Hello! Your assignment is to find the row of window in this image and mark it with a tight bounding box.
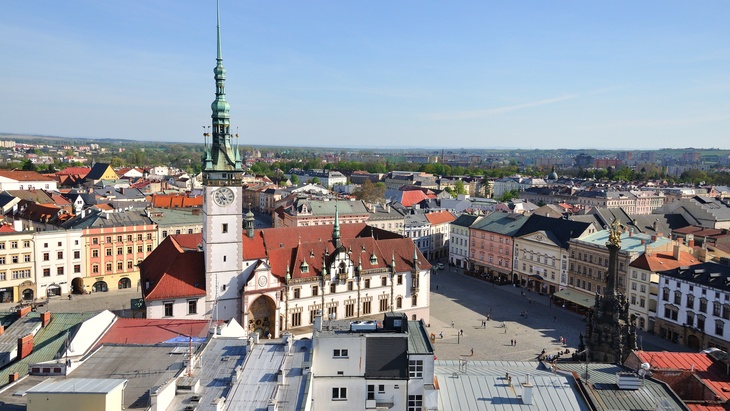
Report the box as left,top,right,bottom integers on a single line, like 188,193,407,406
290,296,417,327
92,260,142,273
163,300,197,316
0,241,30,249
0,255,31,264
663,306,725,336
42,251,81,260
90,245,152,257
0,269,32,281
91,234,153,244
291,276,406,299
662,289,730,319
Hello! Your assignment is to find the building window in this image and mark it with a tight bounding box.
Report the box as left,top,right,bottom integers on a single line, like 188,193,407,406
57,267,64,275
330,283,336,293
222,223,228,233
409,360,423,378
137,234,143,241
380,298,388,312
412,295,418,306
12,256,18,263
345,303,354,317
164,302,173,317
106,248,112,256
147,233,153,240
363,300,371,314
43,268,51,277
117,247,123,255
127,261,133,269
127,246,133,254
347,281,353,291
74,264,81,273
162,231,168,238
716,321,724,336
332,387,347,400
312,286,318,296
408,395,423,411
396,296,403,309
662,288,669,301
698,316,706,330
106,263,112,272
127,235,133,242
365,279,370,289
293,288,300,299
700,299,708,313
43,253,49,261
74,251,80,259
333,349,349,358
92,250,99,258
381,277,387,286
674,291,682,305
106,236,112,243
24,254,30,262
117,262,123,270
92,264,99,273
11,241,17,249
291,311,301,326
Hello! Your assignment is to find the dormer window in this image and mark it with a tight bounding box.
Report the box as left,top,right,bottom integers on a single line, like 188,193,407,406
370,253,378,265
300,260,309,273
339,262,347,274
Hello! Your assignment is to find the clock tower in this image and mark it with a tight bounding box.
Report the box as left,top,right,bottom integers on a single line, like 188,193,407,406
201,0,244,320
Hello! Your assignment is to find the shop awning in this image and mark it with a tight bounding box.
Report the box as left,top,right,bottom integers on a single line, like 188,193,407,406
553,288,594,309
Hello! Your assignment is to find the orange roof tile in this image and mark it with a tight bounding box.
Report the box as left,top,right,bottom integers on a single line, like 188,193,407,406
630,251,700,272
97,318,210,345
426,211,456,225
0,170,57,182
151,194,203,208
636,351,730,404
400,191,428,207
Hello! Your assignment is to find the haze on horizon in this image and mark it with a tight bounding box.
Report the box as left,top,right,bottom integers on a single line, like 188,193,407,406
1,1,729,150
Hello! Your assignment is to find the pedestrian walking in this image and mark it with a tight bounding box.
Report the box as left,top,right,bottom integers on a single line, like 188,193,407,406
436,285,439,290
451,321,454,328
470,348,474,356
510,339,513,346
459,329,463,336
439,332,443,339
514,339,517,346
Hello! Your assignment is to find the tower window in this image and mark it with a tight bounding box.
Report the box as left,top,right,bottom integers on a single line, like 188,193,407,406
223,256,227,262
222,223,228,233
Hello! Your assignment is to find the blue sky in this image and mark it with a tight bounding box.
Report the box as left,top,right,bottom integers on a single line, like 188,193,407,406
2,1,729,150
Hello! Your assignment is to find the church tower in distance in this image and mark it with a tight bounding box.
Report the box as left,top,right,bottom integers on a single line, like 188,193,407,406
201,0,244,320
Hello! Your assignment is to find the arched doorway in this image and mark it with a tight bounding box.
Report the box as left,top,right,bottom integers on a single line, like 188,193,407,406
247,295,277,338
71,277,85,294
22,288,34,301
93,281,108,293
118,278,132,289
687,334,701,351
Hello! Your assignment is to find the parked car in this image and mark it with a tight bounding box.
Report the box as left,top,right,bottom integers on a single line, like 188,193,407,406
437,263,445,270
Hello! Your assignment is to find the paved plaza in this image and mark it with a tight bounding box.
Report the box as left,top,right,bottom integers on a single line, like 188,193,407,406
429,266,690,361
1,267,689,363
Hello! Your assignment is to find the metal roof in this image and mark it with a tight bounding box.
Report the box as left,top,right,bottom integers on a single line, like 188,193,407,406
27,378,127,394
436,360,590,411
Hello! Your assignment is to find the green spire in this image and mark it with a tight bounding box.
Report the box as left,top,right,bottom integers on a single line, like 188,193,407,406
204,0,241,176
332,201,341,248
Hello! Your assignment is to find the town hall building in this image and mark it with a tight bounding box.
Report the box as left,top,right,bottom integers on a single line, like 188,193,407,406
139,8,430,338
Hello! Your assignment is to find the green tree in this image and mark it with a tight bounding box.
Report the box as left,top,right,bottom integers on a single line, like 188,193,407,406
353,179,386,203
21,159,37,171
290,174,300,185
454,180,467,195
499,189,519,202
311,177,320,184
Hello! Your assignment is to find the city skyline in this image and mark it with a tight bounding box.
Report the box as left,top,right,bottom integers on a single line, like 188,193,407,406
2,1,729,150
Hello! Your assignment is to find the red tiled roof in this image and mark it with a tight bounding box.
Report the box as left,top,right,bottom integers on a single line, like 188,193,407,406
400,190,428,207
151,194,203,208
426,211,456,225
674,226,726,236
140,236,206,301
97,318,210,345
141,224,427,299
55,166,92,177
0,224,15,233
630,251,700,272
636,351,730,405
0,170,57,182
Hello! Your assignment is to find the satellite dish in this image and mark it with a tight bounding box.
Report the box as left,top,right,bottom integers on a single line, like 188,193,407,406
641,362,651,370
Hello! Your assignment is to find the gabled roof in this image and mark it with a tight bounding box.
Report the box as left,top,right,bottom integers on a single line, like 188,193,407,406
55,166,91,177
98,318,210,345
3,189,54,204
451,214,480,228
140,235,206,301
471,211,529,236
515,214,592,248
425,210,456,225
84,163,117,180
150,194,203,208
0,170,56,182
630,251,700,272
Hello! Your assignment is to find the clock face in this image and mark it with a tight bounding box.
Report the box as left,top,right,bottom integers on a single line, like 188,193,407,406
258,276,267,287
213,187,235,206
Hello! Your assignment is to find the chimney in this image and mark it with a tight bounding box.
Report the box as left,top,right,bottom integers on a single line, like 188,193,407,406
8,373,19,383
313,311,323,333
673,244,681,261
521,374,534,405
18,335,33,360
40,311,51,327
688,239,695,248
0,325,4,335
17,306,31,317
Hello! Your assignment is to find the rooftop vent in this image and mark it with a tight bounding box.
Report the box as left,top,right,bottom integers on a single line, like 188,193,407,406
616,372,641,390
